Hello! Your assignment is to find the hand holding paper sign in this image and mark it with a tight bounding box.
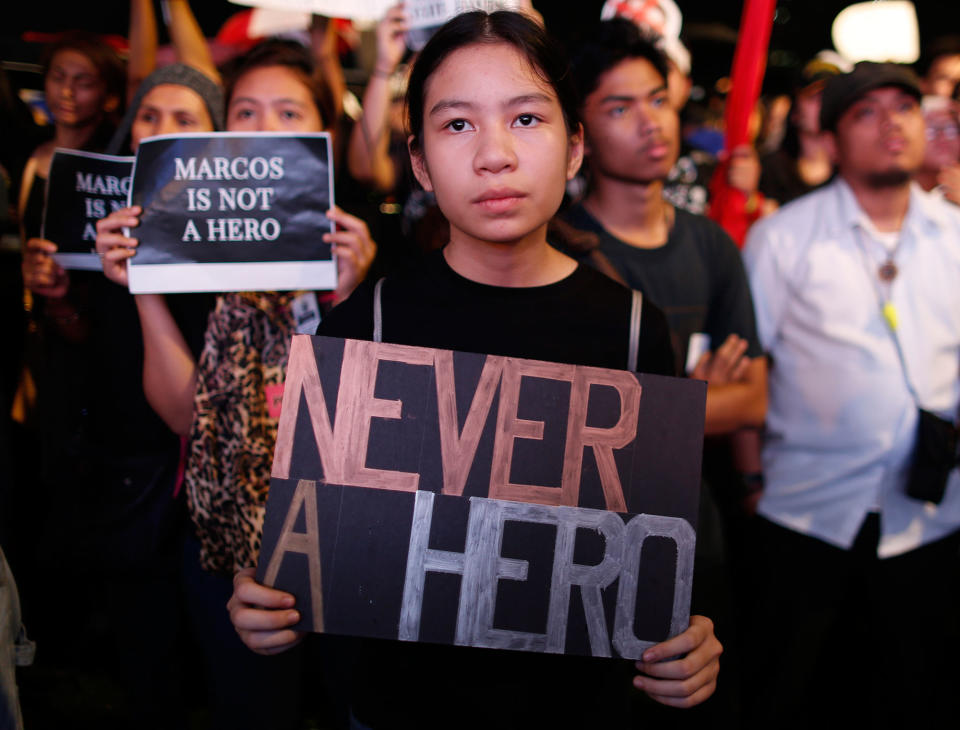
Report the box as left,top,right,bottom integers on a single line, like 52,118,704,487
95,205,143,288
127,133,337,293
22,238,69,299
324,205,377,304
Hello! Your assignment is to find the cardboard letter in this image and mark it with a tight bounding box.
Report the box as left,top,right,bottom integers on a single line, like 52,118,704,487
434,351,504,497
489,358,574,505
262,479,325,631
612,514,695,658
561,367,641,512
272,335,346,482
340,341,433,491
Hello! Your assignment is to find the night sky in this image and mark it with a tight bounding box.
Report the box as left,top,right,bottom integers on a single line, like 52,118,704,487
4,1,960,94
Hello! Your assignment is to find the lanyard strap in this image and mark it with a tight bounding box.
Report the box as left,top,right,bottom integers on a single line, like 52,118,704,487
852,225,921,406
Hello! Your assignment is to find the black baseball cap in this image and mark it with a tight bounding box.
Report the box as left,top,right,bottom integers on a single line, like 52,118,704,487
819,61,922,132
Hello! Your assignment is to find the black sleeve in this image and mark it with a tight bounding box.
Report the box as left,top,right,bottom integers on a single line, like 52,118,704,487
703,225,763,359
638,298,677,377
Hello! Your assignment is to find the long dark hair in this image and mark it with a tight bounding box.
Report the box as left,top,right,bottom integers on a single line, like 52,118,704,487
221,38,336,131
406,10,580,153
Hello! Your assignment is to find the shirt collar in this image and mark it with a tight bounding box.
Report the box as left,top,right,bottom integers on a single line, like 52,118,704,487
834,176,948,239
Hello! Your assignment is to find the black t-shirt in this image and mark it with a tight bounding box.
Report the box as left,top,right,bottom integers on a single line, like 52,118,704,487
314,248,676,728
88,282,213,458
318,248,674,376
561,203,762,375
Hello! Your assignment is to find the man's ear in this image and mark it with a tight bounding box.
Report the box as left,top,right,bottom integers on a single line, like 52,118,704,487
104,94,120,114
408,134,434,192
567,123,585,180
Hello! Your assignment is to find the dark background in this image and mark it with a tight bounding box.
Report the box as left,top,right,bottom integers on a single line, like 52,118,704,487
4,1,960,96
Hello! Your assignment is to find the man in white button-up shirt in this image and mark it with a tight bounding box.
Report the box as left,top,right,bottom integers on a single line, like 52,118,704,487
741,62,960,728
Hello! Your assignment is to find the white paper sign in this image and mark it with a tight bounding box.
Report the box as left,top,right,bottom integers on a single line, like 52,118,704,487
601,0,682,41
406,0,522,29
230,0,395,23
127,132,336,294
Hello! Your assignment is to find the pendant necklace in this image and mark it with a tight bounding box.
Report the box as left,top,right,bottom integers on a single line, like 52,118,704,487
878,258,898,283
855,226,902,331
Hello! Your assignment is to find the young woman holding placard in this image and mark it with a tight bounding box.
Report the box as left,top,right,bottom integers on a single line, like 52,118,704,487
228,11,721,728
96,39,376,730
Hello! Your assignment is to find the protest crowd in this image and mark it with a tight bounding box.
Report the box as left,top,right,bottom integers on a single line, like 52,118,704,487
1,1,959,729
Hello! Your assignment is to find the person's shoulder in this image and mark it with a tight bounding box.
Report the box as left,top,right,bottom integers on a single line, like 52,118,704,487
316,278,376,339
556,202,605,238
672,207,741,258
673,206,731,241
914,183,960,227
744,181,841,260
913,186,960,264
569,260,631,296
756,181,839,233
318,250,445,338
558,263,633,327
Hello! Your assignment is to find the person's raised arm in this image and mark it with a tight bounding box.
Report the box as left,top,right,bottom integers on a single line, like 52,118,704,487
347,3,408,192
127,0,158,103
136,293,198,435
310,14,346,123
95,205,198,435
166,0,220,82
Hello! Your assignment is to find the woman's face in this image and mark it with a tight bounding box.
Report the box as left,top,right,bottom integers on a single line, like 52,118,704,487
227,65,324,132
411,42,582,248
45,49,115,128
130,84,214,151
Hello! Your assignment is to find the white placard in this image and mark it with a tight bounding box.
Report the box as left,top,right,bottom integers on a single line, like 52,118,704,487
405,0,522,29
230,0,395,23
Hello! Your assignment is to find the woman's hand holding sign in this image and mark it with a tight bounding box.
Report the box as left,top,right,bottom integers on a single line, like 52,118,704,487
228,567,305,655
325,205,377,305
22,238,69,298
632,614,722,708
95,205,142,287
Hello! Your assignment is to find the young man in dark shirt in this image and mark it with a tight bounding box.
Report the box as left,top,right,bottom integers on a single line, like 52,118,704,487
558,19,770,723
563,19,766,432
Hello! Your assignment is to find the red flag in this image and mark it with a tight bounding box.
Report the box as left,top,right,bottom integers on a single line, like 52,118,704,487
707,0,777,246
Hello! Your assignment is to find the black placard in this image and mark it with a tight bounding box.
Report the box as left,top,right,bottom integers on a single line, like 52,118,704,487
128,132,335,293
257,335,706,660
42,149,134,270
